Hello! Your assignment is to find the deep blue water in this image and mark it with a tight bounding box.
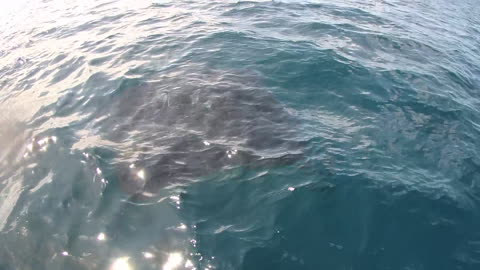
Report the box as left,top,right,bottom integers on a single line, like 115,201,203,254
1,0,480,269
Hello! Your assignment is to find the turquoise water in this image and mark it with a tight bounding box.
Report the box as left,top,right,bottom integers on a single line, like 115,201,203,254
1,0,480,269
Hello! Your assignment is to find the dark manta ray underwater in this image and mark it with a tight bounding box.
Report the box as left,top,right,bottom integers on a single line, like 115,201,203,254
97,68,304,199
0,67,311,270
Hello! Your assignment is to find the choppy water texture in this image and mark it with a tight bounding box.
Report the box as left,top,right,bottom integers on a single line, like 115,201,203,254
1,0,480,269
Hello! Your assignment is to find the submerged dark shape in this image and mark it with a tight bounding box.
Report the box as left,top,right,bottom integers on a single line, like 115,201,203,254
98,69,303,198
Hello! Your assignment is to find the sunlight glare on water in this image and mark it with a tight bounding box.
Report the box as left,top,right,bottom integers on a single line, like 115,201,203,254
110,257,133,270
163,252,183,270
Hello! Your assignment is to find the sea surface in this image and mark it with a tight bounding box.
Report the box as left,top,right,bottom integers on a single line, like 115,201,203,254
1,0,479,269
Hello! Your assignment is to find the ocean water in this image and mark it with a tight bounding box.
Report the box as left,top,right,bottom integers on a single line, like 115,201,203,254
1,0,479,269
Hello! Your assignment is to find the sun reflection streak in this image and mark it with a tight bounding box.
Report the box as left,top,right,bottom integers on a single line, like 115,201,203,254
109,257,132,270
185,259,194,268
142,252,154,259
97,232,106,241
23,136,58,157
136,169,145,180
170,195,181,207
163,252,183,270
